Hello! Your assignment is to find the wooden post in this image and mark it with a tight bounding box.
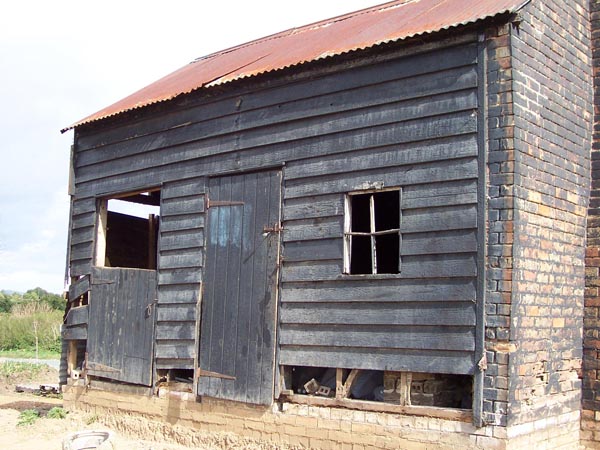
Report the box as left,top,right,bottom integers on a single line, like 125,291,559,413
67,341,77,377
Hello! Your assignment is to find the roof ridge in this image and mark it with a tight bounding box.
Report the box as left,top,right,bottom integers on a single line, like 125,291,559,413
192,0,412,64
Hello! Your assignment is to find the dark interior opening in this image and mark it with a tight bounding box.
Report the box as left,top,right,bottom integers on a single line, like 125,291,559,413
374,190,400,231
104,191,160,269
286,366,472,409
350,236,372,274
348,190,400,274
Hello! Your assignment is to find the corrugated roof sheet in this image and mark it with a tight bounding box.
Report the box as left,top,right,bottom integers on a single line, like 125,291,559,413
64,0,529,132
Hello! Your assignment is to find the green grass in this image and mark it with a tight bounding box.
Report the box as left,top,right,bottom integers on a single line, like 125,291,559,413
17,409,40,426
0,361,45,379
0,349,61,360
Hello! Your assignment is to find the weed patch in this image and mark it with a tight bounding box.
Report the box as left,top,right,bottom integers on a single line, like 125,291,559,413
17,409,40,426
47,406,67,419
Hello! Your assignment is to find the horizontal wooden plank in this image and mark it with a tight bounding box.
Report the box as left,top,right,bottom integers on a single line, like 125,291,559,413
283,217,343,242
284,194,344,221
68,275,90,300
156,322,196,340
283,239,343,262
159,249,204,270
70,241,94,262
154,342,195,359
403,191,478,210
72,211,96,230
160,229,205,251
285,128,478,181
161,177,206,200
280,278,476,303
282,261,342,282
285,157,478,200
158,284,201,304
72,197,96,216
157,305,197,322
281,254,476,282
161,196,205,216
158,268,202,285
280,302,476,326
279,346,475,374
279,325,475,351
402,179,477,205
70,226,95,246
402,205,477,234
402,229,477,255
62,325,87,341
70,259,92,278
66,305,89,326
160,214,205,233
76,42,478,153
155,359,194,370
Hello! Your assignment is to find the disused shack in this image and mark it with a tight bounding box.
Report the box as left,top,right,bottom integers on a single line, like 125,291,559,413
60,0,592,446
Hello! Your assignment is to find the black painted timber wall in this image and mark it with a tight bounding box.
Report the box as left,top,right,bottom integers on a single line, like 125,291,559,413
70,34,483,376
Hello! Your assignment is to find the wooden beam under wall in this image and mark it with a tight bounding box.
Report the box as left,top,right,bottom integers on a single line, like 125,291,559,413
148,214,157,270
282,394,472,422
67,341,77,377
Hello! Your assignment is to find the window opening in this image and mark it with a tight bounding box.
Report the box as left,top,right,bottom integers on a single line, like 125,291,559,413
96,191,160,269
344,189,401,274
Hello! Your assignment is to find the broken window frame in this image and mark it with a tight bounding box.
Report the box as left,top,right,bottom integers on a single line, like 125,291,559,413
343,188,402,275
94,189,161,270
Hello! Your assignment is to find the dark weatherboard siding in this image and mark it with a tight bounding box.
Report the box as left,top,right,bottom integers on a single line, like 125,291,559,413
70,35,481,375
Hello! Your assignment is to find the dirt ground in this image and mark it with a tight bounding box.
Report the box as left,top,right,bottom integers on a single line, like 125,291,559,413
0,365,302,450
0,365,193,449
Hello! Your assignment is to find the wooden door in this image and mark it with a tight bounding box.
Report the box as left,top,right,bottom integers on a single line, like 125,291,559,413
198,170,281,405
87,267,156,386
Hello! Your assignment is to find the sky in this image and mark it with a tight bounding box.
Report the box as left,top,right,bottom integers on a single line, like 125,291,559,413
0,0,381,294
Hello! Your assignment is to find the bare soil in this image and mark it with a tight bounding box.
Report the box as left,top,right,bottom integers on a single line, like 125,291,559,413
0,365,302,449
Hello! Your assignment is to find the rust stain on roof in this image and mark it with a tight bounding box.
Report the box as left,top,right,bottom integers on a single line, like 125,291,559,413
64,0,529,132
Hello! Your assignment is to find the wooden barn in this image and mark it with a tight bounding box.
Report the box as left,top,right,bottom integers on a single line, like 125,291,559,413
61,0,597,447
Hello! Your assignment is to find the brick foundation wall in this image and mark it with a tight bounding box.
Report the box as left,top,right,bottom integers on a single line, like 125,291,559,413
64,384,510,450
583,1,600,447
509,0,592,447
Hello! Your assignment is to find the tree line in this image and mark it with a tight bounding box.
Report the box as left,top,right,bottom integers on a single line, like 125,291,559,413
0,288,64,313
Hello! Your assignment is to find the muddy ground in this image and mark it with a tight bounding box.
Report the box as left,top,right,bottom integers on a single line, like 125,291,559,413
0,364,301,449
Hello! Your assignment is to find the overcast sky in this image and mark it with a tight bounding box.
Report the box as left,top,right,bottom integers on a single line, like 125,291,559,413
0,0,380,294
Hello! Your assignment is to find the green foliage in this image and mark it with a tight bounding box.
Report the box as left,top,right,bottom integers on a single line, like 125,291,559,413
0,288,64,313
47,407,67,419
17,409,40,426
0,309,63,352
0,361,45,378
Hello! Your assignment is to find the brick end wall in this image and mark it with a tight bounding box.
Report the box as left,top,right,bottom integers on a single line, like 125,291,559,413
484,21,516,429
509,0,592,446
583,0,600,447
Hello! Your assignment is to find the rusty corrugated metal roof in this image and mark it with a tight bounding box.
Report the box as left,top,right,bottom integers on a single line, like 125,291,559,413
63,0,529,132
